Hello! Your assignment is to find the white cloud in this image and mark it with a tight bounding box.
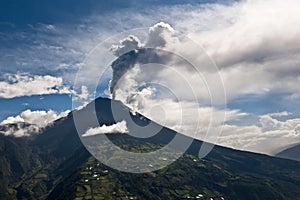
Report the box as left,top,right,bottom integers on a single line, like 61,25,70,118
101,0,300,102
75,85,89,100
1,109,70,127
0,123,40,137
259,113,300,132
110,35,141,57
28,23,56,33
3,0,300,102
268,111,292,118
174,0,300,100
0,109,70,137
217,113,300,155
82,121,128,137
109,61,244,142
0,74,73,99
74,102,89,111
146,22,176,48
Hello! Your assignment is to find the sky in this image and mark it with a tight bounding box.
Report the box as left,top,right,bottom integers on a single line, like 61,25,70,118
1,0,300,155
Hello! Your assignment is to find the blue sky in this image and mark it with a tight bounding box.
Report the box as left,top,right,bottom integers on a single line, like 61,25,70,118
0,0,235,121
1,0,300,155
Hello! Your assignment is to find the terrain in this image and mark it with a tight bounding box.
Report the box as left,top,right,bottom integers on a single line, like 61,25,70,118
0,97,299,200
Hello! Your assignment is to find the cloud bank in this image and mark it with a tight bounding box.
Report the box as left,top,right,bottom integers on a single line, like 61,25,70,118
0,109,70,137
219,112,300,154
172,0,300,100
0,74,72,99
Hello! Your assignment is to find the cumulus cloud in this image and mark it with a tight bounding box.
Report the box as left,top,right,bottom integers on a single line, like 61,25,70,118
259,113,300,133
146,22,176,48
0,74,73,99
0,74,89,102
1,109,70,126
82,121,128,137
0,109,70,137
217,113,300,155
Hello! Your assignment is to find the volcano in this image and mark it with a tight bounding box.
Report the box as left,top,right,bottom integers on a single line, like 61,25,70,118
0,97,300,199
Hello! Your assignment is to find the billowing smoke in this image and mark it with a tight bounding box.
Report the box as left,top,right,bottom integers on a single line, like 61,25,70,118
109,22,181,99
107,22,224,140
109,48,172,99
110,35,141,57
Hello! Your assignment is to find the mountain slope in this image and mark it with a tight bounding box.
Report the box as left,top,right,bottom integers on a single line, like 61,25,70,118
0,97,300,199
276,144,300,162
48,133,300,200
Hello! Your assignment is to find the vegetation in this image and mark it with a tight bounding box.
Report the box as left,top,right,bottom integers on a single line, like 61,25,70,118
0,98,299,199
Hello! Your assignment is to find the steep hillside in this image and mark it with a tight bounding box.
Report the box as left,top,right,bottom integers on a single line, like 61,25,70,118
0,97,299,199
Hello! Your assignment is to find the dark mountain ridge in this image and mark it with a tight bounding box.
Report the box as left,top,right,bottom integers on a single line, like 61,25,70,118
0,97,299,199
